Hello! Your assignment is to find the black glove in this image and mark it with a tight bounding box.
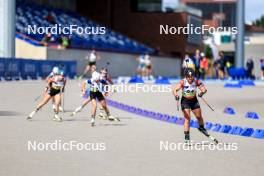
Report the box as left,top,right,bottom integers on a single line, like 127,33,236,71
175,95,180,101
198,92,205,97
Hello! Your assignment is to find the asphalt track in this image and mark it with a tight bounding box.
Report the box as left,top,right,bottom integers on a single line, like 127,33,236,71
0,80,263,176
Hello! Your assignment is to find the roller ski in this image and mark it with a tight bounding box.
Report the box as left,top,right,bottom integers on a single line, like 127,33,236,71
53,113,62,122
198,126,219,145
107,115,120,122
27,110,37,120
90,117,95,127
70,106,83,117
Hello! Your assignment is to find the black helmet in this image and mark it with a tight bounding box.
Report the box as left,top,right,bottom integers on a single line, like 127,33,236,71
184,68,195,77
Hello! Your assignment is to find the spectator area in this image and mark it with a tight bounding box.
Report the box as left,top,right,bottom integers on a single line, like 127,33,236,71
15,1,155,54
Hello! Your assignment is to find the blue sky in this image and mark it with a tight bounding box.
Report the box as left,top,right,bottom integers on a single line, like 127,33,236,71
245,0,264,23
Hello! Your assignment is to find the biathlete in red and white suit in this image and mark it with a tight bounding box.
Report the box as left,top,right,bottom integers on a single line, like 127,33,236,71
27,69,66,122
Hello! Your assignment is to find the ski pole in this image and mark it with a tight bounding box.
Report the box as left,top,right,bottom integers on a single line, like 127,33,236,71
34,87,48,101
200,97,214,111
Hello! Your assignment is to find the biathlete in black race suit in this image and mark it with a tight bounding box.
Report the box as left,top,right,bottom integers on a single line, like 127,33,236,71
173,68,218,144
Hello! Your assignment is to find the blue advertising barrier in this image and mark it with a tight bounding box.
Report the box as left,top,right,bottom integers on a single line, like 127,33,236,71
0,58,6,78
20,59,38,79
5,59,20,80
67,61,77,79
0,58,77,80
38,60,56,78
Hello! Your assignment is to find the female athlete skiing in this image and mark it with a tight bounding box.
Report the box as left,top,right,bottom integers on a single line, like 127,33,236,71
27,68,66,122
173,68,218,144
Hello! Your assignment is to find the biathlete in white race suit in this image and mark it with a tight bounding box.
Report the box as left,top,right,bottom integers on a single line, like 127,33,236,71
173,68,218,144
79,49,101,79
182,54,195,72
136,55,146,77
71,65,119,126
144,54,154,80
46,66,65,112
27,67,66,122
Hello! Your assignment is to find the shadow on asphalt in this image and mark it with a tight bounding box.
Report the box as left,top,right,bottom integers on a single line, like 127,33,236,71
0,111,22,116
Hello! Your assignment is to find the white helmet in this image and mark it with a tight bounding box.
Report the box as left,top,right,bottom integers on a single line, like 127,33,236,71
92,72,100,81
52,67,59,74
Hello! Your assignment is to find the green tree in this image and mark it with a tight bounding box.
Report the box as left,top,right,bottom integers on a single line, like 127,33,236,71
253,15,264,28
204,45,213,59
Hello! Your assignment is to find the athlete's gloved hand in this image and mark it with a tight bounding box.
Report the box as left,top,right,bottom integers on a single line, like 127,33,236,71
198,92,205,97
175,95,180,101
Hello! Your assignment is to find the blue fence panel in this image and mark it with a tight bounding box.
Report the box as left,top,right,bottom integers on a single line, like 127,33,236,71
6,59,20,80
68,61,77,79
20,59,38,79
0,58,6,78
39,60,55,77
0,58,77,80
